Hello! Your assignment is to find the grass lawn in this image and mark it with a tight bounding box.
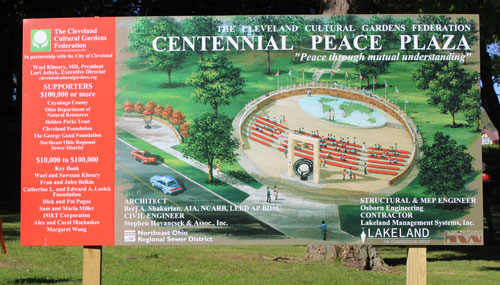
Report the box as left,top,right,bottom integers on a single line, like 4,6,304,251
171,144,263,189
1,204,498,284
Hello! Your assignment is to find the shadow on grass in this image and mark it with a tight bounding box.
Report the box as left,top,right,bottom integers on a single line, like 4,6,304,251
443,123,468,128
13,277,81,284
478,266,500,271
1,213,20,223
158,82,186,89
3,228,20,241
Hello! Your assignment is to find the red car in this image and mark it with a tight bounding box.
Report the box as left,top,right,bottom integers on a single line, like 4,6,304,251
130,150,157,164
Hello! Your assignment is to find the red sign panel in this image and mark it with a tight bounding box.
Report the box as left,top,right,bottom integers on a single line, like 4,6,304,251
21,18,115,245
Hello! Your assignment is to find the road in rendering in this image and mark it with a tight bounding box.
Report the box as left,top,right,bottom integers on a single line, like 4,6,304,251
115,138,284,242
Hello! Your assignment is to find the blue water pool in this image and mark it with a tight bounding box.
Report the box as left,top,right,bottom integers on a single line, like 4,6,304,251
298,96,386,128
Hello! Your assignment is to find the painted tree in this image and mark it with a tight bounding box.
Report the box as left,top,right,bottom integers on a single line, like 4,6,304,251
462,87,482,131
181,112,238,183
454,17,479,60
415,15,452,54
426,62,478,127
187,54,245,117
412,60,448,90
128,17,187,87
249,15,284,75
395,17,416,55
418,132,473,197
161,104,173,120
283,16,308,63
354,53,392,87
183,16,222,61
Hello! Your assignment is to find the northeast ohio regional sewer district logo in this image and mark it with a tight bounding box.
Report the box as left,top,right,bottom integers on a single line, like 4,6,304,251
31,29,51,52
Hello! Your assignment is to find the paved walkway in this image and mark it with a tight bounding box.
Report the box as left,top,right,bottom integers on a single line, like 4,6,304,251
116,116,356,242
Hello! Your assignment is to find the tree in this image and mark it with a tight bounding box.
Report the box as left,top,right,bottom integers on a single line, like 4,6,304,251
426,62,478,127
412,60,448,90
462,87,482,131
187,54,245,117
418,132,473,197
128,17,187,87
249,15,283,75
283,16,308,63
183,16,222,61
181,112,239,183
354,52,391,87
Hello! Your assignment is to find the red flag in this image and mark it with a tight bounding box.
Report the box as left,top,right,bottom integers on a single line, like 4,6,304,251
331,70,335,75
274,71,279,76
373,76,377,83
360,74,363,80
301,70,304,75
345,72,349,78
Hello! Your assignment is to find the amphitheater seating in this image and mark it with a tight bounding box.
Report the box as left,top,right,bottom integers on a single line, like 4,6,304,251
247,115,411,177
367,164,400,170
369,146,410,154
368,159,404,166
252,132,273,142
369,150,409,158
367,169,397,175
258,116,288,129
255,118,285,132
254,123,282,135
252,126,278,138
250,136,269,146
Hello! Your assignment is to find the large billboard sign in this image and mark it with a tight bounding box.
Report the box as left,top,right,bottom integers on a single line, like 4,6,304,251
22,15,483,246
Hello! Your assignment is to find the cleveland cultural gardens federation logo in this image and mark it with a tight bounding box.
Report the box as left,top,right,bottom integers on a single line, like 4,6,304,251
31,29,51,52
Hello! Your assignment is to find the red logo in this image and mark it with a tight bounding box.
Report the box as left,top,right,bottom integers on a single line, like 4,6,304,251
444,230,482,244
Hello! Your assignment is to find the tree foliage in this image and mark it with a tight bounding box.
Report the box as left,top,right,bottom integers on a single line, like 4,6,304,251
187,54,245,116
183,16,222,61
426,62,478,127
248,15,283,74
354,54,391,87
412,60,448,90
418,132,473,197
283,16,308,63
128,17,187,87
181,112,239,183
462,87,482,131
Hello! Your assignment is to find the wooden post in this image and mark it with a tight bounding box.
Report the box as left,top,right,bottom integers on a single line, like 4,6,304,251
83,246,102,285
406,246,426,285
